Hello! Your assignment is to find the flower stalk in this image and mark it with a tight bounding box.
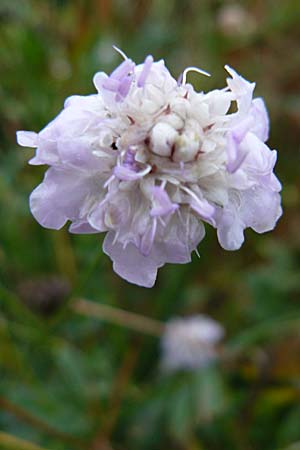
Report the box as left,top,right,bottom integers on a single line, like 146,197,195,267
72,298,164,336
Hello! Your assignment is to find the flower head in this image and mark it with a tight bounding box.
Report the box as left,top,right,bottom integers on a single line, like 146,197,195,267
161,315,225,371
17,49,282,287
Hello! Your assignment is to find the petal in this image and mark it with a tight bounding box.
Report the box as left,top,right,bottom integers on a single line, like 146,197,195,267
16,131,38,147
250,98,269,142
69,220,100,234
240,188,282,233
150,187,178,217
117,74,133,99
29,130,59,166
217,205,245,251
93,72,108,93
30,167,96,229
217,186,282,251
88,200,107,231
226,117,253,173
110,59,135,80
137,55,154,87
242,133,276,175
140,219,157,256
57,139,108,170
103,232,161,288
155,211,205,263
216,191,245,250
206,90,233,116
225,65,255,112
26,95,103,166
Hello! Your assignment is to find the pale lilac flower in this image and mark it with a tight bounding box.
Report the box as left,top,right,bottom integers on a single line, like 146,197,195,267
161,315,224,371
217,4,257,37
17,50,282,287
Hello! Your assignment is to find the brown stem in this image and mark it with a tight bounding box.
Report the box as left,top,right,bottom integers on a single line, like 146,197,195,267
72,298,164,337
90,341,141,449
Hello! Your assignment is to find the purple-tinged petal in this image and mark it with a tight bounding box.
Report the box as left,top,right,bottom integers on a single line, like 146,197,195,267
140,219,157,256
110,59,135,80
103,232,161,288
250,98,269,142
102,77,120,92
88,193,131,232
217,186,282,251
225,65,255,112
57,139,107,170
190,200,216,224
150,187,178,217
226,131,249,173
226,116,254,173
63,94,101,109
116,74,133,100
242,132,277,176
30,167,95,230
182,187,215,225
69,221,100,234
217,207,245,250
231,116,253,142
155,212,205,263
93,72,108,93
87,200,107,231
114,164,151,181
137,55,154,87
268,173,282,192
240,187,282,234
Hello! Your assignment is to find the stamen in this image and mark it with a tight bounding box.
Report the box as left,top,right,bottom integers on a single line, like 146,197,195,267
112,45,128,60
160,180,167,190
180,186,215,223
112,230,120,245
181,66,211,85
158,216,166,227
103,174,115,188
140,218,157,256
114,164,152,181
150,186,178,217
180,185,202,203
194,248,201,258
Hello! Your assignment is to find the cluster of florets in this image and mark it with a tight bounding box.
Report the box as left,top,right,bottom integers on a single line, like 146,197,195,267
17,50,282,287
161,315,224,371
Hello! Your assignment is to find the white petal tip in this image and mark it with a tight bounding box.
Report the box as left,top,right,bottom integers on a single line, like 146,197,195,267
16,131,38,147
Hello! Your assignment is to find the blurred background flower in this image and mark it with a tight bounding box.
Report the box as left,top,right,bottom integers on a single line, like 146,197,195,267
161,315,224,371
0,1,300,449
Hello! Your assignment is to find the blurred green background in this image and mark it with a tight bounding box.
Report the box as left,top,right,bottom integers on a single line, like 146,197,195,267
1,1,300,449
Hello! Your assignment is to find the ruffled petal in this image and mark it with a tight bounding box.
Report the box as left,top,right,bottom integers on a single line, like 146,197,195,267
69,220,100,234
240,188,282,234
225,65,255,113
30,167,95,229
217,206,245,250
155,212,205,263
103,232,162,288
217,187,282,251
250,98,269,142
